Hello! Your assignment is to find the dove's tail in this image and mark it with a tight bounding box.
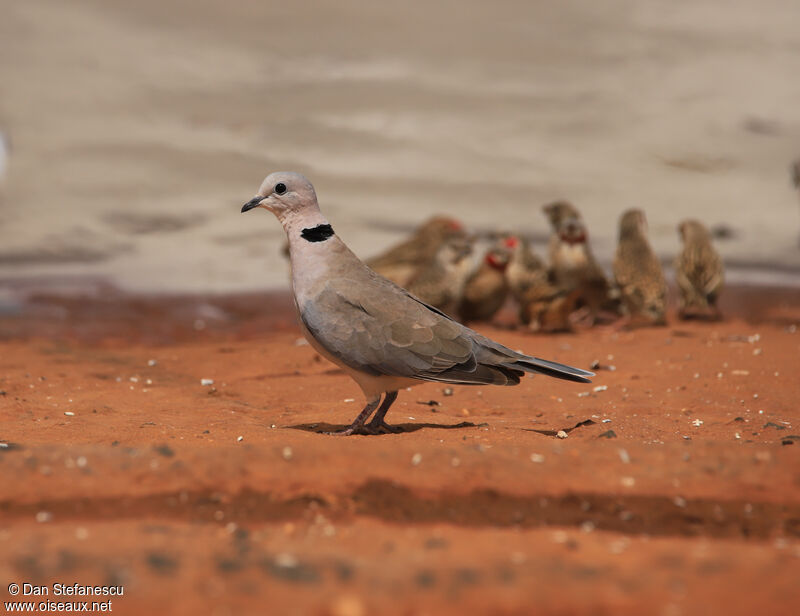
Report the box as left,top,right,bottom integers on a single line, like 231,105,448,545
506,356,594,383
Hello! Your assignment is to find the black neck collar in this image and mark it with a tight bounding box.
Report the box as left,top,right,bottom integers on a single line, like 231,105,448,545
301,223,334,242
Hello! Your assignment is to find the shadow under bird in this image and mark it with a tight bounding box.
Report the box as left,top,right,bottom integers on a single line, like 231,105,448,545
241,172,593,435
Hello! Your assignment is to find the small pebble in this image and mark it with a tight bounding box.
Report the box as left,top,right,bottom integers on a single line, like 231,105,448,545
237,436,244,442
530,453,545,463
282,446,293,460
147,359,158,366
620,476,635,488
411,453,423,466
343,398,355,403
200,378,214,386
36,511,53,523
443,387,454,396
617,449,630,464
76,456,88,468
450,457,461,467
673,496,687,508
692,419,704,427
64,411,75,417
556,430,568,439
593,385,608,393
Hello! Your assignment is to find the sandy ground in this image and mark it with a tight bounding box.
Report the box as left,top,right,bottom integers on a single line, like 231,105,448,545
1,286,799,615
1,0,800,292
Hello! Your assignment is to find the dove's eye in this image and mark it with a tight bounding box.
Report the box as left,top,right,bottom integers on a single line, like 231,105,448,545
275,182,287,195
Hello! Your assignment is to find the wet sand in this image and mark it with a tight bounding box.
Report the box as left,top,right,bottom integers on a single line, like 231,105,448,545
1,286,799,615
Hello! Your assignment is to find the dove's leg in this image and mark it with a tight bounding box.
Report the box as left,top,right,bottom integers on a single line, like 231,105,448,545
366,391,401,434
328,395,381,436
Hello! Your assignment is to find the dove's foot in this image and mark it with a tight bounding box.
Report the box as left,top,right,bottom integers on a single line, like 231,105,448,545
365,419,403,434
324,391,400,436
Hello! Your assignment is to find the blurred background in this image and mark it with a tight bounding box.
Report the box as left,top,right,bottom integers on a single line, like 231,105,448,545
1,0,799,293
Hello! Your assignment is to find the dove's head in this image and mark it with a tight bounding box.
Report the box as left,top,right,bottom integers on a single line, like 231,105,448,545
241,172,319,221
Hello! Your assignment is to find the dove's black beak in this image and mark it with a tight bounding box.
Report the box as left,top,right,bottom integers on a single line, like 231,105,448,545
241,196,265,213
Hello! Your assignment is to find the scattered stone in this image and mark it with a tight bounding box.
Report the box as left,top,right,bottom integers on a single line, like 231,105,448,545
200,378,214,386
617,449,630,464
692,419,704,427
598,430,617,439
146,552,179,575
153,444,175,457
443,387,454,396
530,453,545,463
556,430,568,439
415,570,436,588
35,511,52,523
147,359,158,367
411,453,423,466
264,554,320,583
64,411,75,417
593,385,608,393
343,398,355,403
731,370,750,376
424,537,449,550
282,446,293,460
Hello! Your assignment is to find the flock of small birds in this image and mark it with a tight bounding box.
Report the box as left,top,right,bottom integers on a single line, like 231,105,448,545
365,201,726,332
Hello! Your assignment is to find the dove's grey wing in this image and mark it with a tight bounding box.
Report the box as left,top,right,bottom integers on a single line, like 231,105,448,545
300,272,592,385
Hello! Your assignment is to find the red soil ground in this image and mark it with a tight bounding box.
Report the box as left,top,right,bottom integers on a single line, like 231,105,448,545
0,284,798,615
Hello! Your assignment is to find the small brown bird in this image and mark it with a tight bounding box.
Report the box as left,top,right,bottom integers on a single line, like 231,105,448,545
458,240,512,323
503,235,574,332
366,216,466,287
675,219,724,320
613,209,667,326
542,200,617,325
518,277,584,333
504,235,546,299
406,235,475,317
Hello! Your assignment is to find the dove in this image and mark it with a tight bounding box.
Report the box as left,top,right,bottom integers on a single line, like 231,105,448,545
241,172,594,435
674,219,724,320
613,209,667,326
